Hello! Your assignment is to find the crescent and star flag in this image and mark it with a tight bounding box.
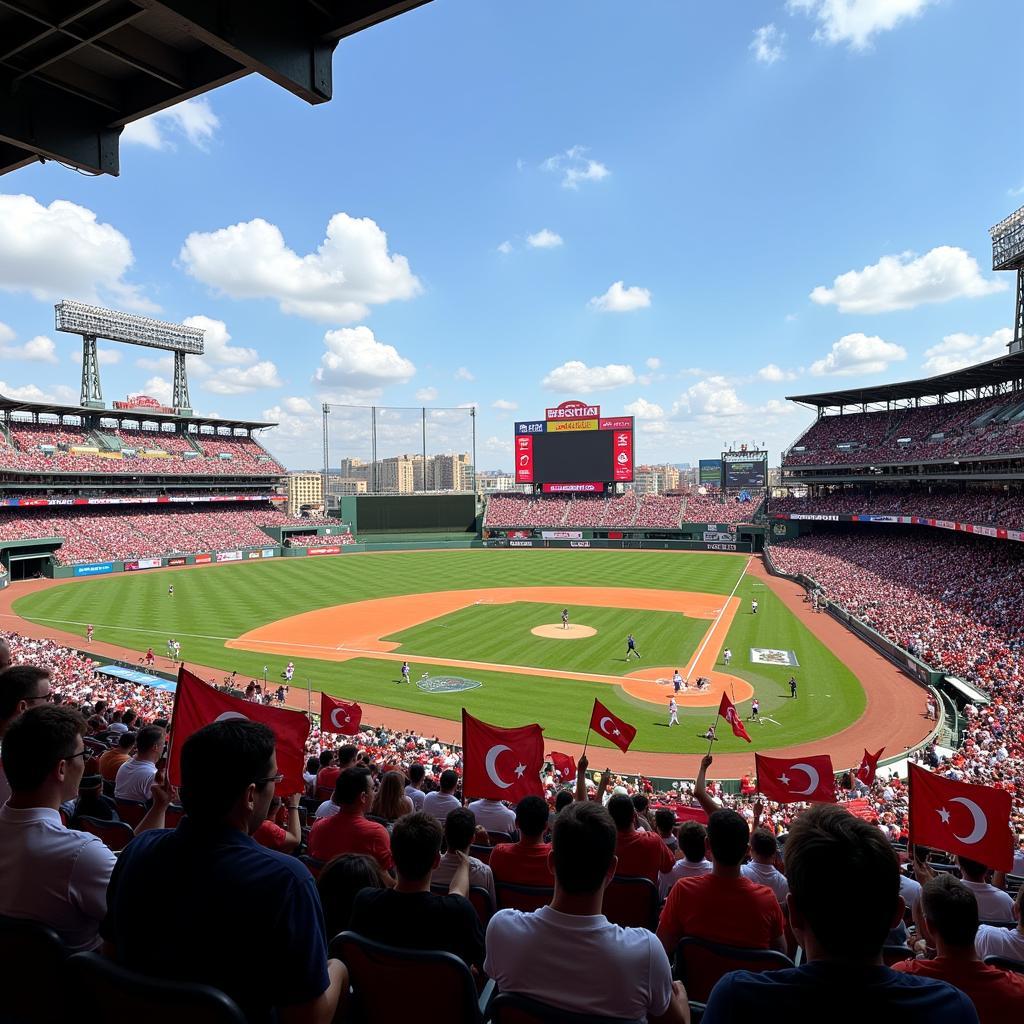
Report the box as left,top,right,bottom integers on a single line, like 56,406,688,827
320,693,362,736
908,763,1013,872
547,751,577,782
755,753,836,805
462,710,544,802
856,747,885,787
718,692,752,743
589,699,637,754
169,667,310,795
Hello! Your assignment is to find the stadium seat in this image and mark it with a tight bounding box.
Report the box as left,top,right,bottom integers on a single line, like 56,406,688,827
115,798,148,827
430,883,495,927
330,930,492,1024
487,830,515,845
601,875,660,931
66,951,247,1024
881,945,915,966
488,991,646,1023
983,955,1024,975
673,937,794,1002
495,881,553,913
0,914,70,1024
76,815,135,852
470,842,494,864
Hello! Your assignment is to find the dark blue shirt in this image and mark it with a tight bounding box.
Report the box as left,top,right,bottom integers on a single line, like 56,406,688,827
101,820,329,1023
703,962,978,1024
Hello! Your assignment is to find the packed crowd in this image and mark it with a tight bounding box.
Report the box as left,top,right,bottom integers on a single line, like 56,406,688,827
682,490,765,525
484,491,695,529
285,533,356,549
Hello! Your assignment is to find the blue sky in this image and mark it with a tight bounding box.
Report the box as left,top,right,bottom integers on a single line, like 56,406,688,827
0,0,1021,470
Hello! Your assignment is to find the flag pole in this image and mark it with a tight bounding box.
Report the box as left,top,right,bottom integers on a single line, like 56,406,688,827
705,712,720,757
581,725,592,759
307,677,312,717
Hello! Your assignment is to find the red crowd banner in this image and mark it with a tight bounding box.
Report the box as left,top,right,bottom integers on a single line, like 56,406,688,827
515,433,534,483
612,429,633,482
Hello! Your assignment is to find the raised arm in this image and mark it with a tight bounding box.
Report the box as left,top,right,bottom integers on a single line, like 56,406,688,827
694,755,721,817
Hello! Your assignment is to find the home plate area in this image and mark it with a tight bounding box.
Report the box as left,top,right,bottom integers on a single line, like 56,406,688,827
530,623,598,639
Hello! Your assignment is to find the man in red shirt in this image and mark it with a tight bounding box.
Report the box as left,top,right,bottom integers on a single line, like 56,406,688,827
315,744,357,797
657,808,785,956
489,795,554,888
252,795,303,854
608,793,675,884
308,766,393,873
893,873,1024,1023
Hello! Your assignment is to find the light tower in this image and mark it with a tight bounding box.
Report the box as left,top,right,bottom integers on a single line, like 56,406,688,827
989,205,1024,355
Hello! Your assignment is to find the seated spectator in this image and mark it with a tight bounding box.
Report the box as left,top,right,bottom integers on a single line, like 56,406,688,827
98,732,135,782
702,804,978,1024
404,762,426,811
317,744,357,795
0,664,53,804
654,808,679,852
252,794,302,854
467,793,517,834
369,769,414,824
303,756,320,797
894,874,1024,1023
489,795,555,888
422,768,461,823
317,853,388,940
70,774,119,824
113,724,165,802
308,766,394,872
741,825,789,903
657,808,785,955
484,801,689,1022
958,857,1015,922
101,719,346,1024
632,793,653,830
975,885,1024,963
315,775,342,820
607,792,674,884
432,807,496,904
658,820,712,900
554,789,574,813
349,811,485,969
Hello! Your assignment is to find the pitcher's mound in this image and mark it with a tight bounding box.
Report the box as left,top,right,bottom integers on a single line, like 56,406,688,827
531,623,597,639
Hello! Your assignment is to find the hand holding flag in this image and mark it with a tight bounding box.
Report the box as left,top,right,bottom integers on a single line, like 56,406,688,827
547,751,577,782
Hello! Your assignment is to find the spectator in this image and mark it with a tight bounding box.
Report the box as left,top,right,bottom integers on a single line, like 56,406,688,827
489,795,555,888
0,665,53,804
113,724,165,802
101,719,346,1024
307,766,394,872
422,768,461,823
958,857,1015,922
70,773,119,824
317,744,357,795
315,774,343,820
432,807,496,905
252,794,303,854
0,637,10,671
607,792,675,885
484,801,689,1022
658,820,713,901
741,825,789,904
368,769,414,824
302,756,320,797
893,874,1024,1023
404,762,426,811
657,808,785,956
317,853,388,940
349,811,484,969
654,808,679,852
467,793,517,834
98,732,135,783
975,885,1024,963
702,804,977,1024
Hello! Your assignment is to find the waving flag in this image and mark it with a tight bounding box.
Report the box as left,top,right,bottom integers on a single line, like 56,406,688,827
547,751,577,782
718,692,752,743
755,753,836,804
855,747,885,787
589,699,637,753
320,693,362,735
462,710,544,802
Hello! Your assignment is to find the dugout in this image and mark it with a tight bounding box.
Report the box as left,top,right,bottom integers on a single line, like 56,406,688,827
1,538,59,581
339,493,480,540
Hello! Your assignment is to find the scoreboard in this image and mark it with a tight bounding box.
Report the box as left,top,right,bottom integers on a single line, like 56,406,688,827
723,455,767,488
515,401,633,490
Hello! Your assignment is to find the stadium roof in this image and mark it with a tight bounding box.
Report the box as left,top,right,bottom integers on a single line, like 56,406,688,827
0,394,275,431
0,0,430,177
787,349,1024,409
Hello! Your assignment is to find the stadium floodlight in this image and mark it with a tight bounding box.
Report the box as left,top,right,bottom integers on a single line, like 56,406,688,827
55,300,204,354
990,205,1024,271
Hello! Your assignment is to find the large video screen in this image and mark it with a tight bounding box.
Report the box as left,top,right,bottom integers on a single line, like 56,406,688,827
533,430,614,483
724,459,767,488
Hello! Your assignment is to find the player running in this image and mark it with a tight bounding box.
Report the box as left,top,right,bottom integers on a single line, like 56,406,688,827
668,697,679,727
751,599,758,615
625,633,641,660
401,661,411,684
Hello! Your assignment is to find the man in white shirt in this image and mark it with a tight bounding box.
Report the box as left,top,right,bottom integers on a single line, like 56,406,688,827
958,856,1015,922
485,800,689,1022
421,769,461,823
467,795,516,835
432,807,496,906
741,828,789,904
658,820,713,900
114,725,165,803
975,886,1024,962
0,665,53,806
404,763,426,811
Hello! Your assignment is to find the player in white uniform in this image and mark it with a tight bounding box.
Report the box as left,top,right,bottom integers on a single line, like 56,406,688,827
668,698,679,727
723,648,732,666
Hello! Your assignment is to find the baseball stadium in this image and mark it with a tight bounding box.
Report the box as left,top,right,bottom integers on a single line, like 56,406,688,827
1,3,1023,1022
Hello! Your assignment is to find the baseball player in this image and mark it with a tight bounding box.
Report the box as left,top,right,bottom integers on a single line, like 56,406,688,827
672,669,683,694
751,599,758,615
668,697,679,727
561,608,570,630
789,676,798,699
143,647,155,668
749,697,760,721
401,661,411,684
625,633,641,660
168,584,174,597
173,639,181,663
86,624,94,643
723,647,732,667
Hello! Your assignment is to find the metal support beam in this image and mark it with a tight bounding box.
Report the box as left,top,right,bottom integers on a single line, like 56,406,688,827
172,350,191,410
1013,269,1024,355
80,336,102,406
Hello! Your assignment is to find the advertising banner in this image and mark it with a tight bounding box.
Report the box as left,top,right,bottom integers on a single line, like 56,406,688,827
73,562,113,576
261,548,276,558
703,531,737,543
541,530,584,540
508,530,531,539
307,546,341,556
545,401,601,420
612,429,633,482
0,493,277,508
247,551,261,558
569,540,591,548
124,557,162,571
599,417,634,431
509,539,536,547
541,482,604,493
168,557,187,566
698,459,722,485
514,421,546,434
515,433,534,483
194,554,212,564
215,550,242,563
546,418,598,432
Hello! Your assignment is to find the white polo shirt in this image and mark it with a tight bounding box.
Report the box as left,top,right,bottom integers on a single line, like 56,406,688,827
659,857,712,901
962,880,1015,922
741,861,789,903
976,924,1024,962
431,852,496,906
0,805,116,952
467,798,516,834
113,756,157,802
404,785,425,811
900,874,922,920
421,791,461,823
485,906,673,1019
315,799,340,820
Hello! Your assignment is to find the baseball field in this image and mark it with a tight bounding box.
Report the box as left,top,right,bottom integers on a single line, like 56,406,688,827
11,549,866,755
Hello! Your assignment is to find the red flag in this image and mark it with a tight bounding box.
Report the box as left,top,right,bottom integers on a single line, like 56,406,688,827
462,710,544,801
547,751,577,782
856,747,885,786
755,753,836,804
589,699,637,754
169,668,310,795
908,763,1013,872
320,693,362,735
718,692,752,743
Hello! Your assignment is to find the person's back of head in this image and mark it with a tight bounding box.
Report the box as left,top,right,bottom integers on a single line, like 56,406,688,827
707,809,749,867
515,795,549,839
679,821,708,863
439,769,458,794
786,803,900,963
750,827,778,862
551,801,617,895
317,853,387,937
135,724,165,759
391,811,442,882
2,704,86,795
334,766,372,808
921,874,979,951
408,762,425,787
957,856,989,883
122,710,136,728
336,744,358,770
554,789,573,813
607,793,636,832
654,808,676,837
306,756,320,776
444,807,477,854
0,665,51,729
631,793,649,818
117,731,136,751
319,750,334,769
0,638,10,671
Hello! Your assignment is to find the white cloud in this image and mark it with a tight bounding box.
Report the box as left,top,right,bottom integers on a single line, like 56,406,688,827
922,328,1012,374
283,396,315,415
492,398,518,411
497,240,513,254
455,366,474,382
542,360,636,393
542,145,610,189
645,357,661,371
751,24,785,63
0,333,57,364
787,0,937,51
810,333,907,376
676,376,746,417
526,229,563,249
415,386,439,401
182,315,258,365
141,376,173,405
202,361,282,395
136,354,174,373
180,212,421,323
0,194,154,310
313,325,416,390
624,397,665,420
757,363,798,382
0,380,75,403
122,97,220,151
588,280,652,313
810,246,1005,313
71,344,120,366
757,399,798,416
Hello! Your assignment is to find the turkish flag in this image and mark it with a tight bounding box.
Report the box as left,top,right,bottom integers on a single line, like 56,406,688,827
462,710,544,802
548,751,577,782
718,693,752,743
908,763,1013,872
320,693,362,736
589,699,637,754
168,668,310,796
755,753,836,805
856,747,885,787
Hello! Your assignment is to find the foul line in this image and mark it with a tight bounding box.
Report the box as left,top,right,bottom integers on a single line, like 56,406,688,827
683,555,751,682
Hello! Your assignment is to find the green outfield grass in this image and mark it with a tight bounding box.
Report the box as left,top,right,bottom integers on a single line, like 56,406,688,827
383,602,707,676
12,550,866,754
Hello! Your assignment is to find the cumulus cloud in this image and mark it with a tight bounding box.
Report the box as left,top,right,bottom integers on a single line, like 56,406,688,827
455,367,474,382
496,240,513,254
542,145,610,189
0,331,58,364
203,361,283,395
645,357,661,371
526,229,563,249
757,363,798,382
180,212,421,323
141,376,173,405
751,24,785,63
0,380,76,403
313,325,416,390
415,386,439,401
624,397,665,420
810,246,1005,314
122,97,220,151
71,344,120,366
182,315,258,365
676,376,746,417
787,0,937,51
492,398,518,411
922,328,1012,374
810,333,907,376
588,281,652,313
542,360,636,394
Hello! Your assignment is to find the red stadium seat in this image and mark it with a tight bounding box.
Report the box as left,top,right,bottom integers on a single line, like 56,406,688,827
673,936,794,1002
601,875,660,931
495,882,553,913
430,884,495,927
76,816,135,852
115,799,148,827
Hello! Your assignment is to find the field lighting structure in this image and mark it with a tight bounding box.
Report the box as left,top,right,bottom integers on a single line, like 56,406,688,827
54,301,205,412
989,205,1024,355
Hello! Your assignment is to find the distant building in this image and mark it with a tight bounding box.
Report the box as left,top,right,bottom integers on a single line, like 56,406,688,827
633,466,660,496
287,471,323,517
